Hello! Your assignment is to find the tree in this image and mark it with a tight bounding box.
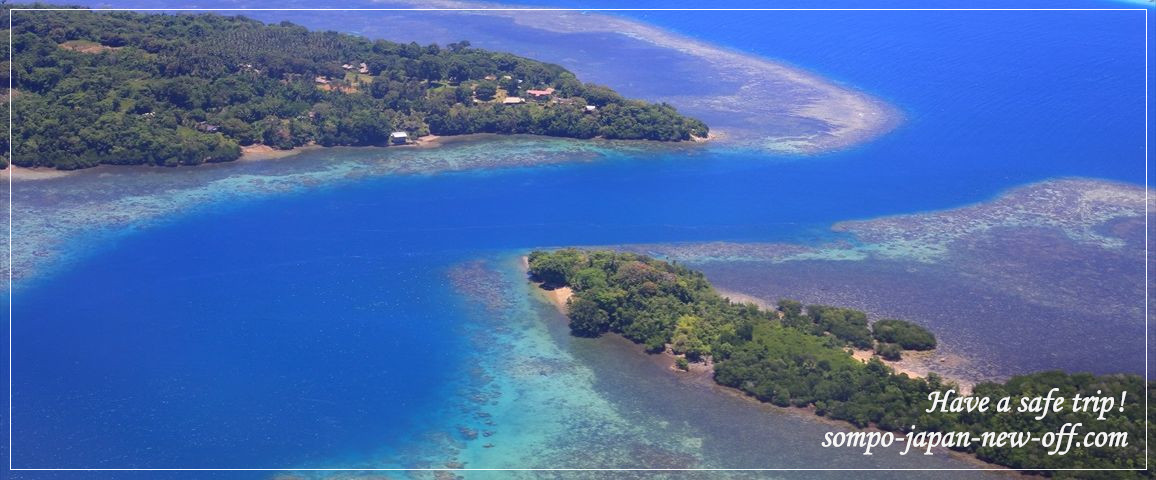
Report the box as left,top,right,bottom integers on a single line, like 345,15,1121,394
876,343,902,361
474,80,497,101
777,299,803,318
568,297,610,337
872,319,937,350
417,56,444,82
447,40,470,52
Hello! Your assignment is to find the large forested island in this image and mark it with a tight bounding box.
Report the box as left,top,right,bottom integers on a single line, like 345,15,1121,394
1,6,708,170
528,249,1151,476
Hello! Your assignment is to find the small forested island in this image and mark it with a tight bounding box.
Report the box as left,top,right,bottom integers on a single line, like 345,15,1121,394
528,249,1150,476
1,6,708,170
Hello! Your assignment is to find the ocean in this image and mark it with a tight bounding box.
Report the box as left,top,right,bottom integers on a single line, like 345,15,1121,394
5,0,1150,476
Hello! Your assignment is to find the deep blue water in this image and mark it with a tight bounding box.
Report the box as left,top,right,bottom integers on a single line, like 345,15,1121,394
6,1,1151,475
13,187,478,468
633,8,1150,187
591,8,1149,192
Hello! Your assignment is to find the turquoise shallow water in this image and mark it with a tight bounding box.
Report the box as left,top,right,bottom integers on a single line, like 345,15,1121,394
4,1,1151,476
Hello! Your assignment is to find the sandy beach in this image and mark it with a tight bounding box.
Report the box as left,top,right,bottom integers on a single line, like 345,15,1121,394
690,131,719,143
522,255,574,315
1,165,81,181
850,349,975,395
413,134,443,148
716,287,775,308
543,286,572,314
238,144,316,162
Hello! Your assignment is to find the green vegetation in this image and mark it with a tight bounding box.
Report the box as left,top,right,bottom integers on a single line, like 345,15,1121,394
873,318,937,351
529,249,1151,477
2,6,707,170
799,304,874,349
875,342,903,361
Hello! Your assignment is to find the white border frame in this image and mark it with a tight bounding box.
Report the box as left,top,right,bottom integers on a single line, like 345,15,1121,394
5,5,1150,473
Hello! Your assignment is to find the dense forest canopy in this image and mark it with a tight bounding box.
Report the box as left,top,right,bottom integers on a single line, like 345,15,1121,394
0,5,708,170
528,249,1152,477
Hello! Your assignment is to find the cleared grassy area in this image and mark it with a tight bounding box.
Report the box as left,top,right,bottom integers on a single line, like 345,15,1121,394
59,39,118,53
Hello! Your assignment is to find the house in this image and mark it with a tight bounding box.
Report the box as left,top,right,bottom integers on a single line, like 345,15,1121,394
585,105,597,112
526,87,555,98
358,62,369,74
196,122,219,132
342,63,354,70
484,75,497,81
502,97,526,104
315,76,330,84
390,131,409,145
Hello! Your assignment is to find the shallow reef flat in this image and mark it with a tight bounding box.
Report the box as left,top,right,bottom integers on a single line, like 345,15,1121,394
434,256,708,471
632,178,1150,264
618,178,1150,382
833,178,1151,262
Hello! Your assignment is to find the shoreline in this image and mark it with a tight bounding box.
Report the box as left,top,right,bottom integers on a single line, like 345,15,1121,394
239,134,450,160
2,132,711,182
849,348,974,395
0,134,468,181
521,255,574,316
1,164,83,181
528,265,715,378
557,283,976,392
238,143,320,162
